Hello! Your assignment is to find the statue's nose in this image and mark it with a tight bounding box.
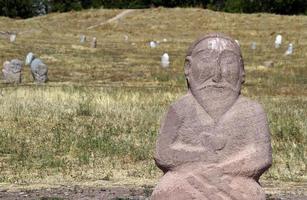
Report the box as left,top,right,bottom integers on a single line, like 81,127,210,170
212,65,222,83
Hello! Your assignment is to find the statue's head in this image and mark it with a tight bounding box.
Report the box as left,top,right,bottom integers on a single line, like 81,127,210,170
25,52,35,66
185,33,245,96
184,33,245,119
10,59,23,72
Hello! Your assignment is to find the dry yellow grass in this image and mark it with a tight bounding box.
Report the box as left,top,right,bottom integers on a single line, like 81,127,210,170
0,8,306,91
0,8,306,189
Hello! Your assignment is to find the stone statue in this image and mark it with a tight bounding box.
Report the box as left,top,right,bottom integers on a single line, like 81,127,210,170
2,59,23,83
80,35,86,43
91,37,97,48
10,34,16,43
152,33,272,200
25,52,48,83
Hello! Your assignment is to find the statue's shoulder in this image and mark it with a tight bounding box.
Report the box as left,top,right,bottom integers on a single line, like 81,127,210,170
234,96,266,117
169,93,194,113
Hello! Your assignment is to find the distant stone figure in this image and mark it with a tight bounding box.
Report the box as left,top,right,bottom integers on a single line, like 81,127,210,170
152,33,272,200
80,35,86,43
25,52,48,83
150,41,157,48
91,37,97,48
124,35,129,41
10,34,16,43
2,59,22,83
161,53,170,68
275,34,282,48
251,41,256,50
284,43,293,55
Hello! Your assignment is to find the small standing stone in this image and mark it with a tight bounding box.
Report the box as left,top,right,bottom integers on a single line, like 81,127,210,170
9,34,16,43
124,35,129,41
91,37,97,48
251,42,256,50
80,35,86,43
150,41,157,48
284,43,293,55
163,38,167,42
2,59,22,83
161,53,170,68
275,34,282,48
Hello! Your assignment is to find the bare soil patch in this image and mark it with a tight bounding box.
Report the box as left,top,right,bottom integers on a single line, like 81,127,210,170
0,182,306,200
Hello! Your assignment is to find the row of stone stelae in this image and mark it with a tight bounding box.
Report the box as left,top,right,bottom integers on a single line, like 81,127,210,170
81,34,170,67
2,53,48,84
249,34,293,55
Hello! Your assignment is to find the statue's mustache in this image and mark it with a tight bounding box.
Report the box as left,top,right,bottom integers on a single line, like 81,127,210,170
196,82,237,92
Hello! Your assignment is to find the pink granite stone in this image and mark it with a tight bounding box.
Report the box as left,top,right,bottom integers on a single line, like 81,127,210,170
152,33,272,200
2,59,22,84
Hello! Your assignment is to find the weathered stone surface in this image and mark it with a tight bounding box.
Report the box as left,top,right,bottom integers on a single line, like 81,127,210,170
31,59,48,83
25,52,48,83
152,33,272,200
2,59,22,83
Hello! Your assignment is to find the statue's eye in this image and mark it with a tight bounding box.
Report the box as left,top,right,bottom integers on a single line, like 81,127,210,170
223,58,236,65
200,57,212,63
219,51,240,85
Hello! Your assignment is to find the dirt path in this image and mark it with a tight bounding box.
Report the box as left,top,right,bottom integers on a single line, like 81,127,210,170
0,183,306,200
0,186,151,200
87,10,134,30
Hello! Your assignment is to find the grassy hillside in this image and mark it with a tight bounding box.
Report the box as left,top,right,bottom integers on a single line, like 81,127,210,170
0,8,306,188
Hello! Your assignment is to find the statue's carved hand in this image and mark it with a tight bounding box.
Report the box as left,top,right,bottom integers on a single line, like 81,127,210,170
201,132,226,151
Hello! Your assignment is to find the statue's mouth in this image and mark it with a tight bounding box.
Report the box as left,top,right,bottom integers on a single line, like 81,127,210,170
197,84,226,90
210,85,224,88
195,80,239,93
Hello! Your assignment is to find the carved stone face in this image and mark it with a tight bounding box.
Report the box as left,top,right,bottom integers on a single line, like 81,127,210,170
187,37,243,93
185,35,244,120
